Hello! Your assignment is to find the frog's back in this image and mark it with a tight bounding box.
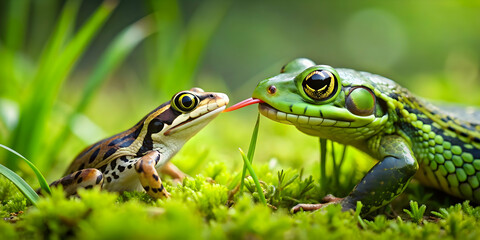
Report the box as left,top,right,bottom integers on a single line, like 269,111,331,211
65,121,144,175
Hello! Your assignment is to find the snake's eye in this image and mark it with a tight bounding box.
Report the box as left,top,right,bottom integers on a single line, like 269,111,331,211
345,87,375,116
172,92,199,113
302,70,338,101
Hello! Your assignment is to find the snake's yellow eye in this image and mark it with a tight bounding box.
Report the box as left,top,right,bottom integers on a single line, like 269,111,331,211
172,92,199,113
302,70,338,101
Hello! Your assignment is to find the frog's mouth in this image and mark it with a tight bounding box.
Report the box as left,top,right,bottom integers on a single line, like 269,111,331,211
166,106,226,135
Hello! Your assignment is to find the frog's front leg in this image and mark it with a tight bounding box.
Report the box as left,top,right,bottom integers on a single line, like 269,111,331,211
293,135,419,215
135,151,171,198
160,162,186,183
46,168,104,196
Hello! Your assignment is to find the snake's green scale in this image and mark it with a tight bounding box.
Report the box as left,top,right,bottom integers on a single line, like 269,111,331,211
250,58,480,214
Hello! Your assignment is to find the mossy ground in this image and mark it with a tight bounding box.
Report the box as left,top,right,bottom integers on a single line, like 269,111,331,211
2,112,480,239
1,1,480,239
2,157,480,239
2,99,480,239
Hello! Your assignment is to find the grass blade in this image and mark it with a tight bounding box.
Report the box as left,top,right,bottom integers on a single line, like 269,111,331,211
0,144,51,194
331,141,338,187
0,163,39,205
4,0,29,52
48,14,157,162
76,15,155,114
9,0,117,170
239,148,266,205
319,138,327,191
2,0,30,96
354,201,367,229
11,0,81,158
35,0,81,76
148,0,230,96
239,113,260,193
169,0,230,91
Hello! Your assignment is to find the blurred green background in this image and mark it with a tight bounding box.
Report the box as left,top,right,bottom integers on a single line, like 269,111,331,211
0,0,479,184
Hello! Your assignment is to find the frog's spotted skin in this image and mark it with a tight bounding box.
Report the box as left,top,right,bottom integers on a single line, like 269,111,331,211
251,58,480,215
47,88,229,198
48,168,103,196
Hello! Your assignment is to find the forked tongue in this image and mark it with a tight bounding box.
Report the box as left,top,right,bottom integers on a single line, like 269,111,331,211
223,98,265,112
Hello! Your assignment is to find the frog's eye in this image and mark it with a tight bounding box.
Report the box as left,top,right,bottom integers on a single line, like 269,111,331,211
302,70,338,101
172,92,199,113
345,87,375,116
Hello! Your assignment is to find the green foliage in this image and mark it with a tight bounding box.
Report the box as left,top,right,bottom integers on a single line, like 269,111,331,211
2,162,480,239
0,164,38,205
6,0,117,170
239,113,260,194
320,138,328,191
0,0,225,174
169,174,229,220
145,0,231,96
317,139,358,198
47,13,158,163
1,1,480,239
0,177,27,218
404,201,427,224
0,144,50,196
240,148,266,205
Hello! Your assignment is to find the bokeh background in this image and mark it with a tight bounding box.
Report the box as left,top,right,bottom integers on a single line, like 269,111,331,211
1,0,479,183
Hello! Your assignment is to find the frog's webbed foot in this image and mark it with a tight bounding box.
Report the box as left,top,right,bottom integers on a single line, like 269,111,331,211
291,194,344,213
135,151,171,198
44,168,104,196
159,162,186,185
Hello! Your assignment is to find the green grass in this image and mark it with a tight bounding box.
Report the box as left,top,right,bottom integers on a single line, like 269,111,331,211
144,0,230,96
7,0,117,171
0,106,476,239
0,0,228,176
1,0,480,239
1,158,480,239
1,110,472,239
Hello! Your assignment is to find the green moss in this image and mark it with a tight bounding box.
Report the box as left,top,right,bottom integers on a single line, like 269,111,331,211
0,177,28,218
2,145,480,240
2,163,480,239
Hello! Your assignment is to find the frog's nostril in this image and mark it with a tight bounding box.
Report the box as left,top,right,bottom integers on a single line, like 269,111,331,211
267,85,277,94
209,94,214,98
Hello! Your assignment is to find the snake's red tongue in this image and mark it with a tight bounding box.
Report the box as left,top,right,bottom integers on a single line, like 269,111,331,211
223,98,265,112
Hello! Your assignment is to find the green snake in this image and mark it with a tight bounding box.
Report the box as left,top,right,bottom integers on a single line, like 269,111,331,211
226,58,480,215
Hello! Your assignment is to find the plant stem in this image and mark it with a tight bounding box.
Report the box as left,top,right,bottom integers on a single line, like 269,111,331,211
239,113,260,193
319,138,327,191
239,148,266,205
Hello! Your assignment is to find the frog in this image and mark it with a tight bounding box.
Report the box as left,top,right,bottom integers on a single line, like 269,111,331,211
46,88,229,198
226,58,480,215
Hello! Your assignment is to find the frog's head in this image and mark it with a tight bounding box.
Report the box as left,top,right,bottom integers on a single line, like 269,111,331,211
136,88,229,159
251,58,389,144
